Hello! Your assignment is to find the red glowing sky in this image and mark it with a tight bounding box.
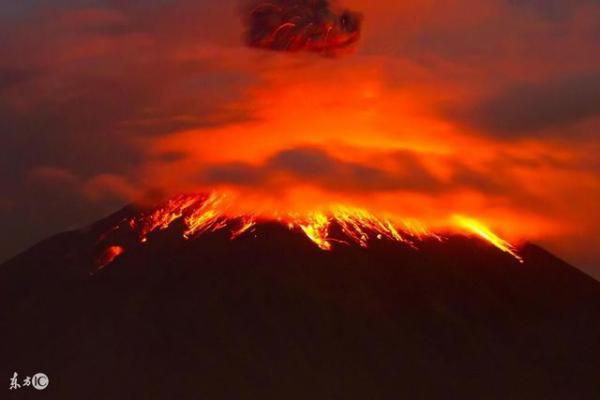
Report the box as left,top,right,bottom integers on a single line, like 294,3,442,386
0,0,598,277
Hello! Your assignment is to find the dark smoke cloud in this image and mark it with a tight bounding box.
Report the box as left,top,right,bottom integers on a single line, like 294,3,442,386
242,0,363,55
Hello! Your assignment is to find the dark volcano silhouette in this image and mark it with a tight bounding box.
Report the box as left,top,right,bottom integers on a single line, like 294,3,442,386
1,206,599,399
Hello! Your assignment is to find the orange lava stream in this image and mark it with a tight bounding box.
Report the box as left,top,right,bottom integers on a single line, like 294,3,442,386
97,245,125,270
452,215,524,263
100,192,525,266
294,212,332,250
131,194,203,242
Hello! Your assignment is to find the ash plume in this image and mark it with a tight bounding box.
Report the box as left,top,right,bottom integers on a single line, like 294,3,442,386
242,0,363,55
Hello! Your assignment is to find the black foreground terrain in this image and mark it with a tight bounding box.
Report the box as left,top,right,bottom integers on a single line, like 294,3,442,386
1,207,599,399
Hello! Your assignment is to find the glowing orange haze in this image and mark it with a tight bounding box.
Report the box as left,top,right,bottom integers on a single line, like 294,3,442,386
133,56,568,251
75,1,596,273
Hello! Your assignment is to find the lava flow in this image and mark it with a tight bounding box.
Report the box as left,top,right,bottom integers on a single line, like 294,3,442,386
96,192,525,268
97,245,125,270
452,215,523,263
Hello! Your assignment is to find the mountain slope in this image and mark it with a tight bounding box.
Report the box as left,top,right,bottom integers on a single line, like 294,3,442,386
1,207,599,399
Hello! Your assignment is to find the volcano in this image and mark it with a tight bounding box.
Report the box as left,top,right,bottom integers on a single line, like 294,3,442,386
1,201,599,399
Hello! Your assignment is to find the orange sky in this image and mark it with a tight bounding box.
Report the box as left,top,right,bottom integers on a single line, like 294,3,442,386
0,0,598,277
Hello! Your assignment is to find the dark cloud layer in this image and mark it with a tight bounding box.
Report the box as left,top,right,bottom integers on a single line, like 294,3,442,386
0,67,39,91
507,0,594,20
205,147,442,192
268,147,436,192
204,146,514,194
452,71,600,136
